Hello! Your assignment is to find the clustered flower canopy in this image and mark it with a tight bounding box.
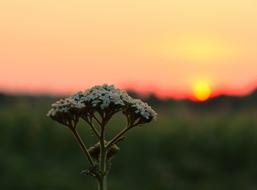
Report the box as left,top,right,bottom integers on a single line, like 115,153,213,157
47,84,157,128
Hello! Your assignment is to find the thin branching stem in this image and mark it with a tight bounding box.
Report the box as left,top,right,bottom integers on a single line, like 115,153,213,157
71,128,95,167
93,114,102,127
84,119,101,139
98,120,108,190
106,126,131,149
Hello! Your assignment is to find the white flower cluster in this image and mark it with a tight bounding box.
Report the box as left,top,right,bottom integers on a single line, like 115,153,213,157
72,84,126,111
47,98,81,126
120,92,157,123
47,99,69,117
47,84,157,126
128,99,157,121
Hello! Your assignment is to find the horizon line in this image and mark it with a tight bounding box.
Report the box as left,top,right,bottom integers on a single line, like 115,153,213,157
0,84,256,102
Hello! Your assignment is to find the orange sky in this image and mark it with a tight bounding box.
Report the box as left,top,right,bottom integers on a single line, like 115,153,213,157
0,0,257,98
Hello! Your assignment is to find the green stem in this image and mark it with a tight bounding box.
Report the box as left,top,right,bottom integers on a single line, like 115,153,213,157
98,175,107,190
87,120,101,139
98,124,108,190
106,127,130,149
71,129,95,167
92,114,102,126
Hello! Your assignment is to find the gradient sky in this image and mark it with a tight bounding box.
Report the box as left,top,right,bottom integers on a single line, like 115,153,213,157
0,0,256,98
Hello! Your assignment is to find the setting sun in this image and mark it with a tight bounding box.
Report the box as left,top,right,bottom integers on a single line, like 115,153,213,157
193,81,212,101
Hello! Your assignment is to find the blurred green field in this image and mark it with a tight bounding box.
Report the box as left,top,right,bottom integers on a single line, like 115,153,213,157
1,95,257,190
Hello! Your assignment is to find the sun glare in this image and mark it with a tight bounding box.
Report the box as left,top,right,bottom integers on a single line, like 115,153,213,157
193,81,212,101
161,36,234,63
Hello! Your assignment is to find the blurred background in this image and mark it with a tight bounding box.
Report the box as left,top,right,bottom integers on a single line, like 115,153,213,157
0,92,257,190
0,0,257,190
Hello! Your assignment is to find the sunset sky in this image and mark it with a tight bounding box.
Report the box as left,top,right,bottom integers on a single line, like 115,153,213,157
0,0,256,99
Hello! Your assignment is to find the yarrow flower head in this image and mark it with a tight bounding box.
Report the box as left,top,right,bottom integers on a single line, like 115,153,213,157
75,84,126,113
47,98,83,127
47,84,157,127
122,98,157,126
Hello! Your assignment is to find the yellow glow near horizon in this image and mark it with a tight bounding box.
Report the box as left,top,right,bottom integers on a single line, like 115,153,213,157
165,37,234,63
0,0,256,96
193,81,212,101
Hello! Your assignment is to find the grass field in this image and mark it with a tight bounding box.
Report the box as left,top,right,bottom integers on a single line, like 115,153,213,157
1,95,257,190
